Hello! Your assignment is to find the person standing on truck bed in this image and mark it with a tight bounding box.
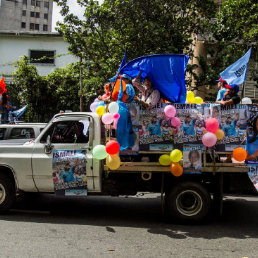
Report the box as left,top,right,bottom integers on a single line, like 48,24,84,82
116,74,135,150
132,71,160,108
216,78,227,101
216,84,240,105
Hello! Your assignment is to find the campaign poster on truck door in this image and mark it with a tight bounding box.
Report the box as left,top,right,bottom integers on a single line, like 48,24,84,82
52,150,87,196
183,144,202,174
139,103,174,152
173,104,203,149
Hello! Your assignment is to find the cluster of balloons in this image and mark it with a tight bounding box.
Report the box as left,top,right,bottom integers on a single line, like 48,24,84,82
186,91,203,104
232,147,247,162
93,140,121,170
90,100,120,127
201,118,224,147
159,149,183,177
164,105,180,127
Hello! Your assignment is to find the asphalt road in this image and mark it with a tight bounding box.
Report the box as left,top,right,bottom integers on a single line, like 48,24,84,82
0,193,257,258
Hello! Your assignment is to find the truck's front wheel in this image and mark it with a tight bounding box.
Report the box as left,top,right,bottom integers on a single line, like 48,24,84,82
166,181,211,223
0,174,15,213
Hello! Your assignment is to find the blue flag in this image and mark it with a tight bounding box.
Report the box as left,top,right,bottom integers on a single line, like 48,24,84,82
118,49,126,72
12,104,28,118
120,54,189,103
220,48,252,85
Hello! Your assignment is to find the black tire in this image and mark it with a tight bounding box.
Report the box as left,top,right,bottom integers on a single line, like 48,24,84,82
0,173,16,213
165,181,211,223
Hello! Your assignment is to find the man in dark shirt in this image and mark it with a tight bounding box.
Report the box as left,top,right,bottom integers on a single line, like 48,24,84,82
216,84,240,105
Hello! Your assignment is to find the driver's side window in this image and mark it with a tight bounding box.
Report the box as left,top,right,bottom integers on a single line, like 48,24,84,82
40,120,89,144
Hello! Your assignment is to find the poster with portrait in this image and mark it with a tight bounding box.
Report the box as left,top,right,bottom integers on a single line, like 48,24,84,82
183,144,202,174
52,150,87,196
220,105,248,151
247,162,258,192
139,103,175,152
173,104,203,149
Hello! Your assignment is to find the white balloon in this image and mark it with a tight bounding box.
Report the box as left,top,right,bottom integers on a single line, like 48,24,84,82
90,102,98,112
241,97,252,104
108,102,119,114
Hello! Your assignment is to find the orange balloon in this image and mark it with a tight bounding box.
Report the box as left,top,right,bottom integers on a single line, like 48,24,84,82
170,162,183,177
232,148,247,162
215,129,224,140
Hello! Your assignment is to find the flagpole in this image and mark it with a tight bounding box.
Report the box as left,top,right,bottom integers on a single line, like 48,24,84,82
241,82,246,99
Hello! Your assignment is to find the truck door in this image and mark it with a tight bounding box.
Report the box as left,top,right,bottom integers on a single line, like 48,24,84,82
31,115,101,193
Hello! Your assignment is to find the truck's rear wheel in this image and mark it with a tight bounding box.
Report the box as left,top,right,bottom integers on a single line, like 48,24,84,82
0,174,15,213
166,181,211,223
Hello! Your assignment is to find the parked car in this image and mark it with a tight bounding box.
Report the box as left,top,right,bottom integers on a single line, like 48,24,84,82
0,123,47,144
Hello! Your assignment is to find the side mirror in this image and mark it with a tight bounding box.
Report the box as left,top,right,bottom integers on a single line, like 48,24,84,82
44,135,53,154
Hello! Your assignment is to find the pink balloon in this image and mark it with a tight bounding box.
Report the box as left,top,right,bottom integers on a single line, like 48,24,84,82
171,117,180,127
113,113,120,120
202,132,217,147
102,113,114,125
164,105,176,118
205,118,219,133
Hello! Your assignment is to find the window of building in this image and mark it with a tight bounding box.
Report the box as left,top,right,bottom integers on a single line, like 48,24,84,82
21,22,26,29
36,0,40,7
30,50,55,64
44,13,48,20
43,24,48,31
35,24,39,30
30,12,35,17
44,1,49,8
23,0,27,5
31,0,35,6
35,12,40,18
30,23,34,30
22,10,26,16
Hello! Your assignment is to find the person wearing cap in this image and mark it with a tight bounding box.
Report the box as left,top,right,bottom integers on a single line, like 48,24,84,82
216,78,227,101
216,84,240,105
120,74,135,102
132,71,160,108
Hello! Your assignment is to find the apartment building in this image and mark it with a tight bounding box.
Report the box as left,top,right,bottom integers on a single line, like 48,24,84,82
0,0,53,32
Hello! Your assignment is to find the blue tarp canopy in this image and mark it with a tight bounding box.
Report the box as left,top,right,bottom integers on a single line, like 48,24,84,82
119,54,189,103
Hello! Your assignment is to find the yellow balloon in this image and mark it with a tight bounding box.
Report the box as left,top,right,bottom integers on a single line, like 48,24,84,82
193,97,203,104
215,129,224,140
187,91,194,99
159,154,171,166
106,154,121,170
96,105,105,116
170,149,183,162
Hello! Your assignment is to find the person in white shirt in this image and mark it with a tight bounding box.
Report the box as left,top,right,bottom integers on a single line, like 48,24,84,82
132,72,160,108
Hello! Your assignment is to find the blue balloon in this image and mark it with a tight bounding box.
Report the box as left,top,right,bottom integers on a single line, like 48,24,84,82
97,101,105,107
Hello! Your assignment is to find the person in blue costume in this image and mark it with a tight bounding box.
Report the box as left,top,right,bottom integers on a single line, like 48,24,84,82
222,116,237,136
246,116,258,161
116,74,135,150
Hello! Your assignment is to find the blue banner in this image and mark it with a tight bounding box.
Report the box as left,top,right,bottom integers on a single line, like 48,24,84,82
120,54,189,103
220,48,252,85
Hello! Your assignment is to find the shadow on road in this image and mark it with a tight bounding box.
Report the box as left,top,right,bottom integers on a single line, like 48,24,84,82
0,193,258,240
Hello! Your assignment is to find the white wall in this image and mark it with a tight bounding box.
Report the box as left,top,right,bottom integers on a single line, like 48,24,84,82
0,32,78,79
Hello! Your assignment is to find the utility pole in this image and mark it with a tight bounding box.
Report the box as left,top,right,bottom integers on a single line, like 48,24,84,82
79,56,83,112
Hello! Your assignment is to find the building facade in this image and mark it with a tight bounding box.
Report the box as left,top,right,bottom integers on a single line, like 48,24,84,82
0,0,53,32
0,31,78,82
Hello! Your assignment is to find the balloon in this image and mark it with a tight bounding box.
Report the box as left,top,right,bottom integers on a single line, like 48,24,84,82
108,102,119,114
164,105,176,118
232,148,247,162
96,106,105,116
205,118,219,133
159,154,171,166
105,140,120,155
241,97,252,104
171,117,180,127
106,154,121,170
170,149,183,162
97,101,105,107
214,129,224,140
202,132,217,147
90,102,98,112
170,162,183,177
186,91,195,103
193,97,203,104
94,98,100,102
93,145,108,160
113,113,120,120
102,113,114,125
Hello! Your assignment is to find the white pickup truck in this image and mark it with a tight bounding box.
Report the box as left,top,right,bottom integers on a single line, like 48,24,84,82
0,112,255,223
